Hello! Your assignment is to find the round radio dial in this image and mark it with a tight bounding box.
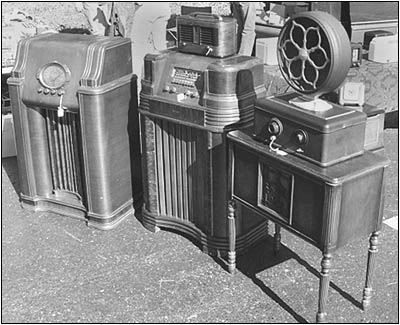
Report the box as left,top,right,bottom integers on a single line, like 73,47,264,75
267,118,283,136
294,129,308,145
37,61,71,90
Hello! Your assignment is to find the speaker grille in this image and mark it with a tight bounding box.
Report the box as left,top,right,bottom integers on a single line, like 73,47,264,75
179,25,194,43
199,27,214,45
153,118,209,226
45,110,83,196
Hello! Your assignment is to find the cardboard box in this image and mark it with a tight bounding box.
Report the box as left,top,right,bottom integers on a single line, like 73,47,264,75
368,34,398,63
256,37,278,65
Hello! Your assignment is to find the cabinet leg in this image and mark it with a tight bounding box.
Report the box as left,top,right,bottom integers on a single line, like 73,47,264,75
227,200,237,274
316,253,332,323
273,223,281,255
362,231,379,310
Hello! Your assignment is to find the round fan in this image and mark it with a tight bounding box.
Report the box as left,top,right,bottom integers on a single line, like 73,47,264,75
277,11,351,99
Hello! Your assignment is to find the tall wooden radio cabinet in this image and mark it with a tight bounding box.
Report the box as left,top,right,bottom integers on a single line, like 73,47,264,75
8,33,142,230
139,13,268,254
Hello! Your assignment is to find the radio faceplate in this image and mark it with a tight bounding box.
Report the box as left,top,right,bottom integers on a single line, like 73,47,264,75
253,93,367,167
141,50,266,130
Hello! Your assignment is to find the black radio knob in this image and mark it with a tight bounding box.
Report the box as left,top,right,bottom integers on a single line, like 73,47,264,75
294,129,308,145
267,118,283,136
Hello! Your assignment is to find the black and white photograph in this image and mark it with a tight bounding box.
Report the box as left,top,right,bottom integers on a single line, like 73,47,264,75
1,1,398,323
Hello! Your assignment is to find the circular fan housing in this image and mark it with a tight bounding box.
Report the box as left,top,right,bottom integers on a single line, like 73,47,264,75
277,11,351,97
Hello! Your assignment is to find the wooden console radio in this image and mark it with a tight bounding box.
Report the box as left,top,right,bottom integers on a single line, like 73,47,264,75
139,13,267,254
8,33,141,230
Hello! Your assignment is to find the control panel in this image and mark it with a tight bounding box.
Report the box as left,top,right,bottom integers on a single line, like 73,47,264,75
142,50,265,127
19,33,131,115
162,67,201,100
253,93,367,166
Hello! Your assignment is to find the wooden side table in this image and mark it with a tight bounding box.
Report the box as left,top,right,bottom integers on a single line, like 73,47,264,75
227,129,389,323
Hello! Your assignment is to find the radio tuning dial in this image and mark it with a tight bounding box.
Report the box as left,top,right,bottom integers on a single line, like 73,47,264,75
294,129,308,145
267,118,283,136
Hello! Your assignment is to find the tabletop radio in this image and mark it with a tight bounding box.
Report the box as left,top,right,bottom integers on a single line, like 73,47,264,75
252,11,368,167
8,33,141,230
139,12,267,255
177,12,237,58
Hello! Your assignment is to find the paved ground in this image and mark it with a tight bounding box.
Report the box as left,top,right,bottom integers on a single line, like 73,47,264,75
1,128,398,324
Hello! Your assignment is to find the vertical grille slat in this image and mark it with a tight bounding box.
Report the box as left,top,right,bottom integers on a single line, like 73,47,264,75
175,124,183,220
65,113,77,192
45,110,83,197
181,126,189,221
187,126,193,220
190,128,198,224
162,121,172,215
57,118,67,189
46,110,59,189
169,121,178,217
155,120,166,215
71,115,83,195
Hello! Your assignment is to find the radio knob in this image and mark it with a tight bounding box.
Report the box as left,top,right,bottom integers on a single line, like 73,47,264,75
50,89,57,95
163,85,170,92
43,88,50,94
294,129,308,145
37,87,43,93
267,118,283,136
170,86,177,93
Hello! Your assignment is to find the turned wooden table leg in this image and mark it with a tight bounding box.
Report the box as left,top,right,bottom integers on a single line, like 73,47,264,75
273,223,281,255
362,231,379,310
316,253,332,323
227,200,237,274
